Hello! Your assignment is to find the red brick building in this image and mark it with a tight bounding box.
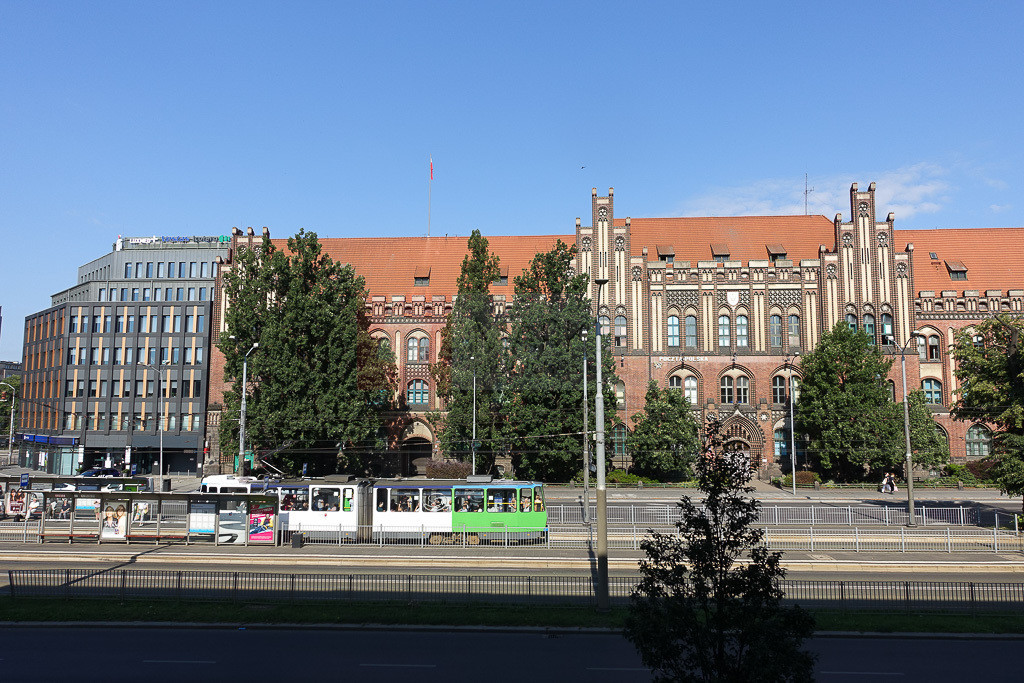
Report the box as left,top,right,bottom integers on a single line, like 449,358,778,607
205,183,1024,478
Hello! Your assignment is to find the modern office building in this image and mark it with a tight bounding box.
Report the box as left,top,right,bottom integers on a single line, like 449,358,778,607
18,234,230,475
207,184,1024,478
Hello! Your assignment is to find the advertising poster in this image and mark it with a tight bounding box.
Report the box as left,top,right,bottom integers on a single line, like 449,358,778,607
247,502,276,543
188,502,216,534
99,500,129,540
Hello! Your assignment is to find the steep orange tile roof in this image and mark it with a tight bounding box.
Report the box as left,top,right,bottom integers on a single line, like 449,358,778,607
270,234,570,299
895,228,1024,294
620,215,835,264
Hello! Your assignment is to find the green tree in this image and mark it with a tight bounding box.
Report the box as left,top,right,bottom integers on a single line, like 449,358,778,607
905,390,950,470
629,381,700,481
220,229,388,475
625,417,816,682
505,240,618,481
431,230,507,474
796,322,902,481
0,374,21,448
952,314,1024,510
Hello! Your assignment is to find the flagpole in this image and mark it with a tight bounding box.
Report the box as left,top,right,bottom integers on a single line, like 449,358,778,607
428,155,432,238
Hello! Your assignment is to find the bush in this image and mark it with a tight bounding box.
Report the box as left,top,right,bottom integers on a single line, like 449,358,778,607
425,460,471,479
780,471,821,488
966,459,997,482
606,469,660,485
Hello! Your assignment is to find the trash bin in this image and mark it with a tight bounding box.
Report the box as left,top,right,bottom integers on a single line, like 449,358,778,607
291,532,305,548
161,478,171,492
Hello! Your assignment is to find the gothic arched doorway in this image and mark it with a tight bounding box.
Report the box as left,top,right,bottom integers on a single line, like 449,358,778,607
400,437,432,476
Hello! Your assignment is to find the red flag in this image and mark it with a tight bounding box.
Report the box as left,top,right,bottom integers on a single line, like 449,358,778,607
430,156,434,180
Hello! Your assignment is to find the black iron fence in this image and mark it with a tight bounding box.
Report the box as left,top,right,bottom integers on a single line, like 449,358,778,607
8,569,1024,614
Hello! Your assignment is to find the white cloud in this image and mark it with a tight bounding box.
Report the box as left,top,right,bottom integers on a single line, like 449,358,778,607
990,203,1011,213
671,163,952,221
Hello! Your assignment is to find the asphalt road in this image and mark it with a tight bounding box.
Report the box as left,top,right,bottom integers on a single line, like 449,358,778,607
0,627,1020,683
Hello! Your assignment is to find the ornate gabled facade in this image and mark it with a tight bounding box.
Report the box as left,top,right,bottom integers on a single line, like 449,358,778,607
205,184,1024,478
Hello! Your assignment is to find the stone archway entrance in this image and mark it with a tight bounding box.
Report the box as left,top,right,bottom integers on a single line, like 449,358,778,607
720,414,765,472
400,438,432,476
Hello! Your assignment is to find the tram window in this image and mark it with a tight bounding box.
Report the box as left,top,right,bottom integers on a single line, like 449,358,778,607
422,491,451,512
376,488,388,512
280,487,309,511
534,486,545,511
454,489,484,512
390,488,421,512
520,490,533,512
487,488,517,512
342,488,354,512
311,487,340,511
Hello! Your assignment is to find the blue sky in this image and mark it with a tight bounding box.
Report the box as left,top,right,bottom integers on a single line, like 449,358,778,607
2,1,1023,360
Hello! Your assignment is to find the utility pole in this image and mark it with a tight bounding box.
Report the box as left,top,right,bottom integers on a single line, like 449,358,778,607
593,277,609,611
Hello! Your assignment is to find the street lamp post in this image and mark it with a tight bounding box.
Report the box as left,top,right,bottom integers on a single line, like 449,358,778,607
471,355,476,477
896,333,924,527
593,277,609,611
581,330,590,524
0,381,16,467
237,342,260,478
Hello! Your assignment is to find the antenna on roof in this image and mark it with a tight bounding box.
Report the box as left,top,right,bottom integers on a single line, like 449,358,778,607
804,173,815,215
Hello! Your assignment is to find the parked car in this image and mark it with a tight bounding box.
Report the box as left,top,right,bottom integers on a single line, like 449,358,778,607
79,468,122,478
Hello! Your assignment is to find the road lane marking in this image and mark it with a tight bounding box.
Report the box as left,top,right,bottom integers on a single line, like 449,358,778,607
360,663,437,668
587,667,649,671
143,660,216,664
820,672,905,676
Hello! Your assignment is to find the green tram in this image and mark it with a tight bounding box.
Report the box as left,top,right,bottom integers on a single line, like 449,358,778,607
369,477,547,544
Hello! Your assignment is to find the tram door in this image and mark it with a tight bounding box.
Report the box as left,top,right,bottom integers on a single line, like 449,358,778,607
356,480,374,542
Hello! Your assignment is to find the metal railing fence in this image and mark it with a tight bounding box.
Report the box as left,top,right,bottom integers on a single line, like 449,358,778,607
9,568,1024,614
547,504,982,527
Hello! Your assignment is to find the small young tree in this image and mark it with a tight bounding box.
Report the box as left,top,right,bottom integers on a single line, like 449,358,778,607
629,381,700,482
625,417,816,683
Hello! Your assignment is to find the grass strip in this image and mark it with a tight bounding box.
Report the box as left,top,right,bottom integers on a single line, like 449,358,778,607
2,597,1023,633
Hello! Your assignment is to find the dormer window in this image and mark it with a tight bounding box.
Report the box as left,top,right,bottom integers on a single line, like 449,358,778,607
944,260,968,281
414,265,431,286
766,243,787,264
657,244,675,264
492,265,509,286
711,243,730,263
929,252,938,260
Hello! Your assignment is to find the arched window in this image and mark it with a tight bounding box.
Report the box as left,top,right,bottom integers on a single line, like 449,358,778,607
598,315,610,336
736,315,749,347
684,376,698,406
966,424,992,458
735,376,749,404
718,315,731,348
407,337,418,362
769,314,782,347
928,335,941,360
922,378,943,404
612,424,628,467
419,337,430,361
669,375,682,390
788,314,800,348
886,379,896,402
684,315,697,348
864,314,876,345
881,313,894,345
615,316,627,347
614,380,626,409
846,313,858,332
772,375,787,404
917,335,927,360
720,376,734,404
667,315,680,347
406,379,429,406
